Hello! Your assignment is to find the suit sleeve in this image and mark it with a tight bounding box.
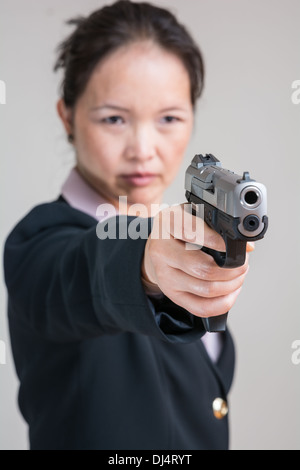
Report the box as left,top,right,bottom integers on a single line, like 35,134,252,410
4,201,205,343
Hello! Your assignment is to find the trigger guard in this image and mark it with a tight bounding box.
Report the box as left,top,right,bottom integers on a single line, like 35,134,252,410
202,237,247,269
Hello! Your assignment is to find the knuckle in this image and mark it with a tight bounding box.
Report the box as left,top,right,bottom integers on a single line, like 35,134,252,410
200,281,216,298
182,255,200,278
202,263,218,281
198,263,211,280
193,258,216,281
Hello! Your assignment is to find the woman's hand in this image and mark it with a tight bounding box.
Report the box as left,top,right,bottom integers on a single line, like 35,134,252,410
142,204,253,318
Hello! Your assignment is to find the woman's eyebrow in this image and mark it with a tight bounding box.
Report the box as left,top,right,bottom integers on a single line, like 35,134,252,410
159,106,189,113
90,104,130,112
89,104,190,114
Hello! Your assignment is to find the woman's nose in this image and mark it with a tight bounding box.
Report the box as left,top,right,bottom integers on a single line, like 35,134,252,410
124,125,156,162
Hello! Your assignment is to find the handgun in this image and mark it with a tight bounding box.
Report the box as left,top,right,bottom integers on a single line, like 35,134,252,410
185,154,268,333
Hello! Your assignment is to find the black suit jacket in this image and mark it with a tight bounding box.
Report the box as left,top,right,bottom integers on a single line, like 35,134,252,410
4,198,235,450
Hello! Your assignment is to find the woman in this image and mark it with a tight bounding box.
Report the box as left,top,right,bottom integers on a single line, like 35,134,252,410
4,0,251,450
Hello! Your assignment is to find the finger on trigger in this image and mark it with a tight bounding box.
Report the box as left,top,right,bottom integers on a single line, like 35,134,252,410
246,242,255,252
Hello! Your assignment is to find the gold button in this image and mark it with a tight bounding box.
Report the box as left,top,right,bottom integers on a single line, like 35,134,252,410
212,398,228,420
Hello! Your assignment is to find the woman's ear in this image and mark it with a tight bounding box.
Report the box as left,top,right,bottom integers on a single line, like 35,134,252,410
56,98,74,141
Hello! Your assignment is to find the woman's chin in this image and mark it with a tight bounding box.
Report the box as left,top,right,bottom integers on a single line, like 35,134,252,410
125,186,164,210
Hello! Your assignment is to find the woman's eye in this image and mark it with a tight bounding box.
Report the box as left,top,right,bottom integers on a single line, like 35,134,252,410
102,116,124,125
160,116,180,124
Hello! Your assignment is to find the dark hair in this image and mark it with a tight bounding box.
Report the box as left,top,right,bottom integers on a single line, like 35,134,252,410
54,0,205,109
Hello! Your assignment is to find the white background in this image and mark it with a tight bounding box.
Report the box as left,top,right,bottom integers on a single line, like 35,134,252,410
1,0,299,450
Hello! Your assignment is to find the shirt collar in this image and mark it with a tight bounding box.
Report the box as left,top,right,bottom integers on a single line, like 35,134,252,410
61,167,118,221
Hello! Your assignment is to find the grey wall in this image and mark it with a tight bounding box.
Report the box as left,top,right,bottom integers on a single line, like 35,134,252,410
1,0,299,450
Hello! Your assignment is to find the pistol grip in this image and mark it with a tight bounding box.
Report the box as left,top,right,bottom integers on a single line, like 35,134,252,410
202,313,228,333
187,193,248,332
200,239,247,333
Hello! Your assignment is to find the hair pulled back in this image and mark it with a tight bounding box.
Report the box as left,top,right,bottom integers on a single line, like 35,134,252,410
54,0,205,108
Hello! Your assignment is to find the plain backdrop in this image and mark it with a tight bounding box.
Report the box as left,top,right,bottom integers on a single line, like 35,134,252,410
1,0,299,450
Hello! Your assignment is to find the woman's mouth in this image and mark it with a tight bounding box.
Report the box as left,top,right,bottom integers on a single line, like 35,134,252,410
120,173,158,187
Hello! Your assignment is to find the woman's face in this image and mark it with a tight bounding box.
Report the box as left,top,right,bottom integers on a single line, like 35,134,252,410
59,41,194,212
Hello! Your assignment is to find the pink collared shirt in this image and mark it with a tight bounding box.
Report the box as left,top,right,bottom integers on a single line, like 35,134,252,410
61,167,222,363
61,167,117,221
